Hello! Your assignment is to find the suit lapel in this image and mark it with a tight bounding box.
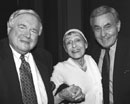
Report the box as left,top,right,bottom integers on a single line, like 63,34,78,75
114,36,129,76
2,40,23,104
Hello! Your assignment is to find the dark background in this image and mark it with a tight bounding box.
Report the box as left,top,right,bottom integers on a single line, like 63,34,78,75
0,0,130,65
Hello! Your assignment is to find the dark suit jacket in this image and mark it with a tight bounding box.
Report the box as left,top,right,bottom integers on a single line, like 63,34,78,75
87,34,130,104
0,38,54,104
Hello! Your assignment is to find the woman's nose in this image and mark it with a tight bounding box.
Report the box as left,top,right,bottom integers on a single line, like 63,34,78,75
72,41,76,47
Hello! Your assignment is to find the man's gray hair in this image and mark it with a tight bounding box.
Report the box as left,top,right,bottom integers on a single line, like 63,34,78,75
90,5,119,27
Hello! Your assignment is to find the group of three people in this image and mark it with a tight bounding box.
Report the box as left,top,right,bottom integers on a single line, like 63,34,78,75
0,4,129,104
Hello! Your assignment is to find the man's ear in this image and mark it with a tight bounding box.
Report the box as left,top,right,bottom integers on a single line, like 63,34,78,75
7,22,11,35
7,19,15,35
38,25,42,36
117,20,121,32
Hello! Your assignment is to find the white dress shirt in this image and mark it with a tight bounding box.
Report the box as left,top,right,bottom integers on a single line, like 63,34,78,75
10,45,48,104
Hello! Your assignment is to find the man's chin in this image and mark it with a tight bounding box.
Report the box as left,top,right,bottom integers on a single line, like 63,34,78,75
19,47,31,54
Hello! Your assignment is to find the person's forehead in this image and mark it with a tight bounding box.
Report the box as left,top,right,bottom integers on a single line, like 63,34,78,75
14,13,38,23
93,13,115,25
65,32,83,40
14,14,40,27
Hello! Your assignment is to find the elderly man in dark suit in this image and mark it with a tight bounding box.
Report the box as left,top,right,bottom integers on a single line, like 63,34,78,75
0,9,54,104
88,5,130,104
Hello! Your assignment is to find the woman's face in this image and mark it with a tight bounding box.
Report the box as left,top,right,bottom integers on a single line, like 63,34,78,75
64,32,87,59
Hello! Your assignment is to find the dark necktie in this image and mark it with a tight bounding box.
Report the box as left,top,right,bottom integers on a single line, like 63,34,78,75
102,49,110,104
19,54,38,104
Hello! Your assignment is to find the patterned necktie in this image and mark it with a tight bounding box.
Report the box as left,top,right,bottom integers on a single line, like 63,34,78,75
19,54,38,104
102,48,110,104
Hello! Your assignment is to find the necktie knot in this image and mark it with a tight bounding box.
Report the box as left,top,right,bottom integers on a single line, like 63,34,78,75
105,48,110,54
104,48,110,65
20,54,26,62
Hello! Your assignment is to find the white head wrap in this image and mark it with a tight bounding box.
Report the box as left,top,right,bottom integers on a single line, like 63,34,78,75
63,29,87,43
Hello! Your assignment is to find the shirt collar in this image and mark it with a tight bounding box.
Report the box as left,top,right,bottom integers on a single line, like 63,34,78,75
9,45,30,60
110,40,117,52
102,40,117,52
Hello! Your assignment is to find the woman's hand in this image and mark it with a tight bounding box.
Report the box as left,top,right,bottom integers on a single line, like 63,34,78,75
58,84,85,102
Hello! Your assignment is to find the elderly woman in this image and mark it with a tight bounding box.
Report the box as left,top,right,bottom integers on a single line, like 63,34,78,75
51,29,103,104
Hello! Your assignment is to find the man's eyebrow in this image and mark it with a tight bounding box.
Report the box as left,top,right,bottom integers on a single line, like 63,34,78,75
17,24,26,27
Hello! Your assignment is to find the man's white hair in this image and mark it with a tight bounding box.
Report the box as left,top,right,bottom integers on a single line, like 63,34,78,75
7,9,43,35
